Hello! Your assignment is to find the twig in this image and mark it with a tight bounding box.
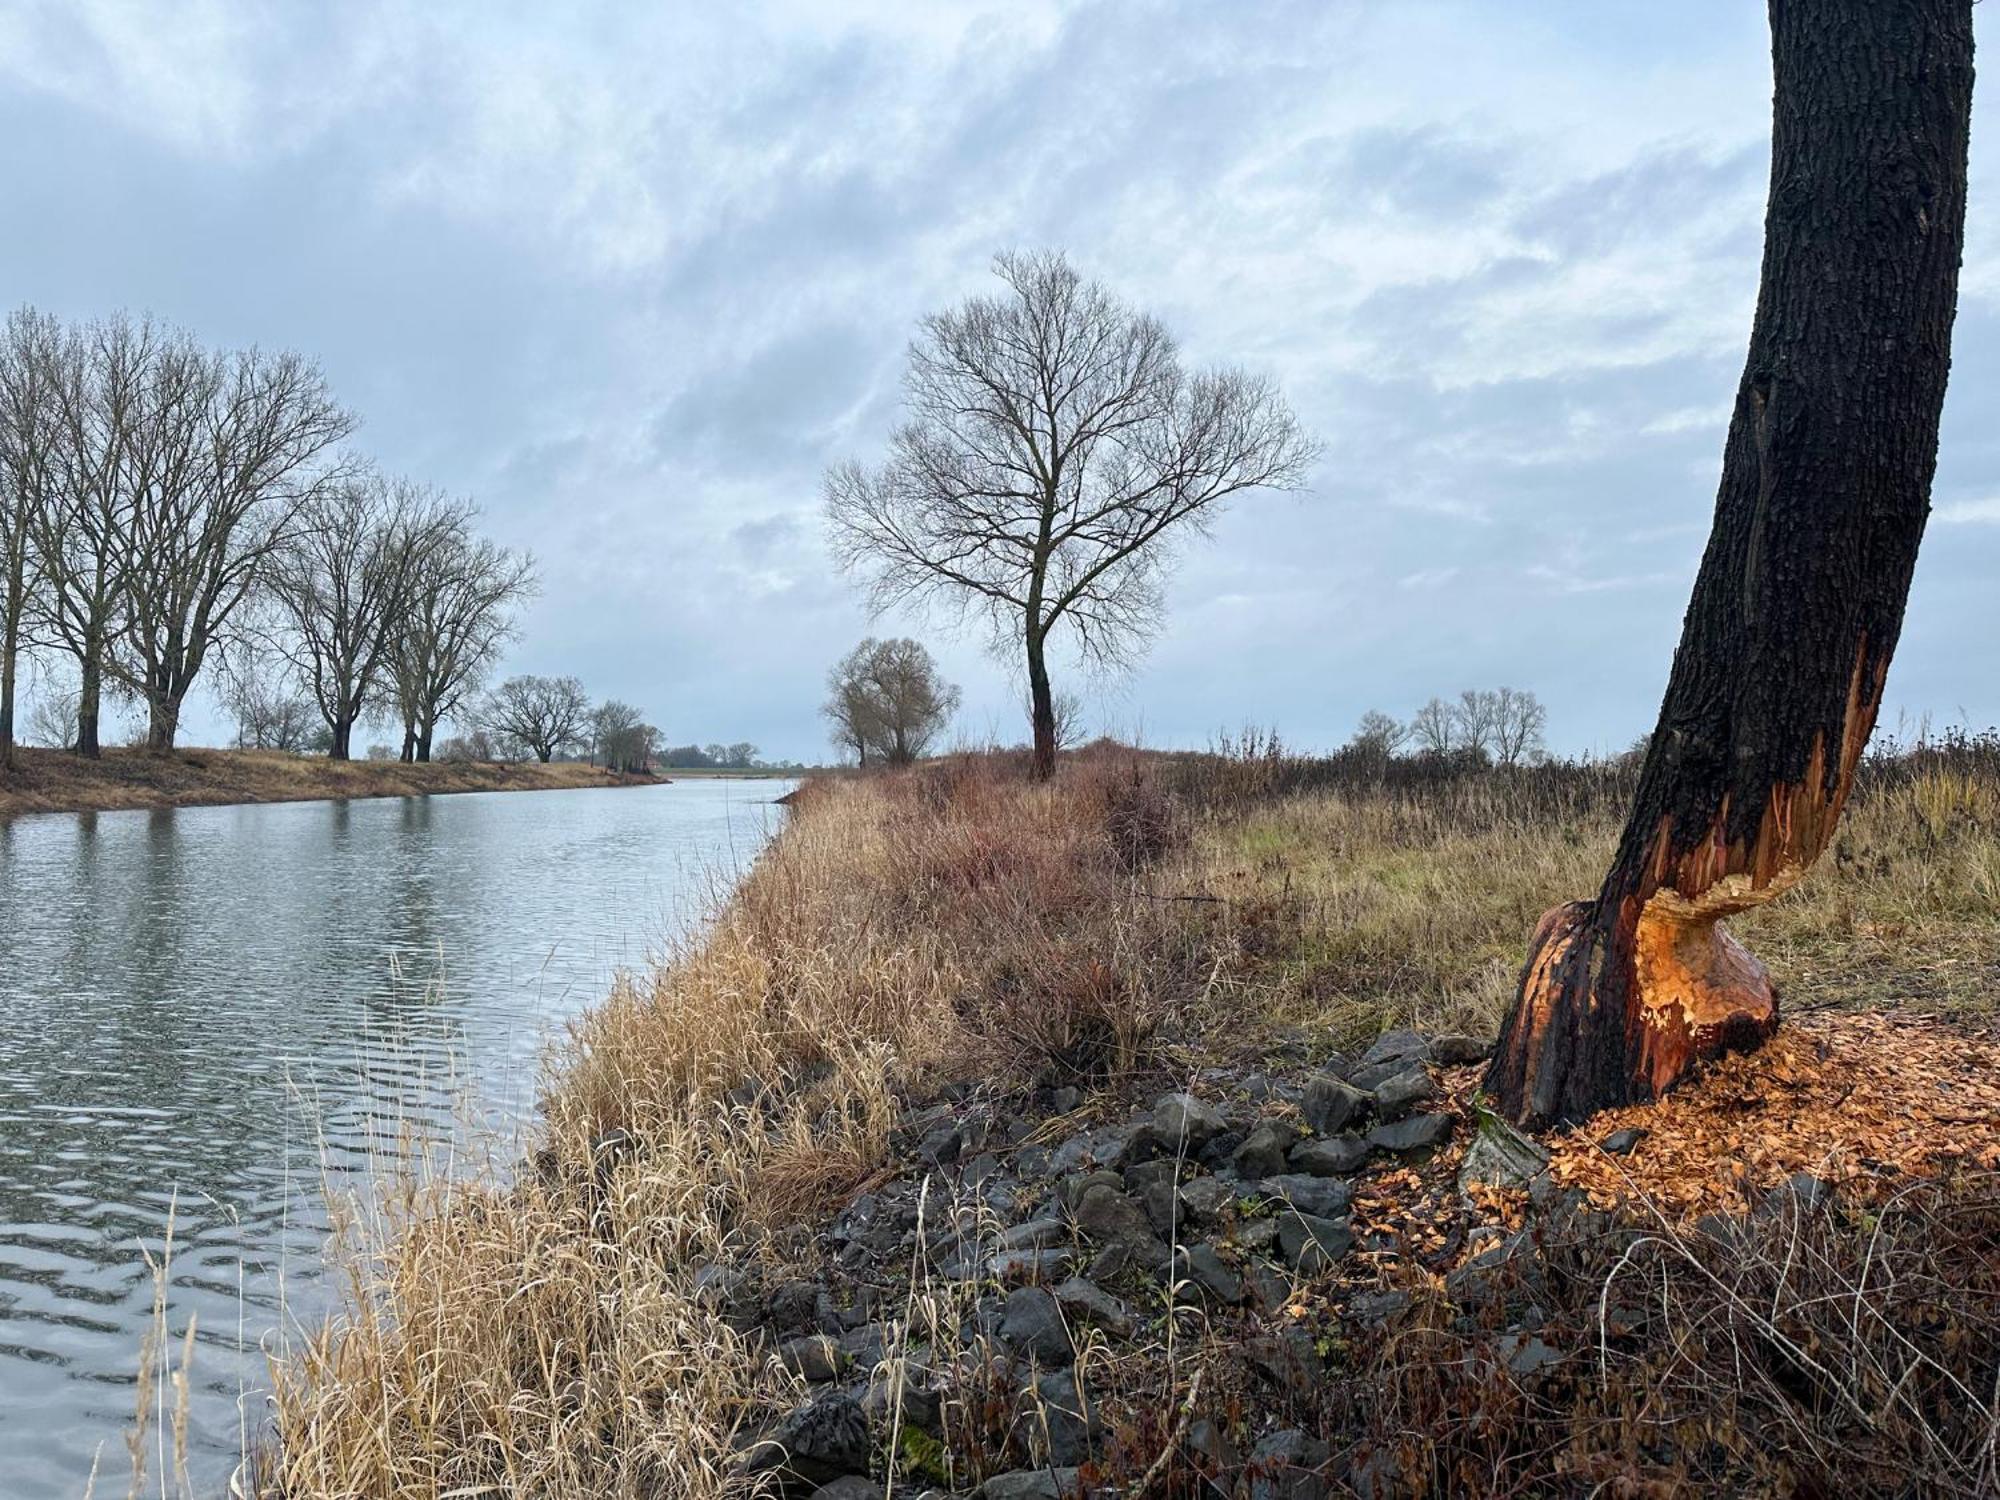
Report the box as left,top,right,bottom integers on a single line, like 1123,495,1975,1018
1125,1366,1204,1499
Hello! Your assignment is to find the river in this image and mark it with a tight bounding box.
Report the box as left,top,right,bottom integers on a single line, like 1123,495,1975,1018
0,777,791,1497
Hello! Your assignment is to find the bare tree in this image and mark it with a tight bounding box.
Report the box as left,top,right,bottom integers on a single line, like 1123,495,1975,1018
1409,696,1455,757
387,514,534,761
115,336,352,750
0,308,63,769
591,699,656,773
1349,709,1408,758
481,674,589,763
827,249,1316,778
1489,686,1547,767
1452,688,1500,759
32,314,156,759
824,637,960,766
267,474,449,759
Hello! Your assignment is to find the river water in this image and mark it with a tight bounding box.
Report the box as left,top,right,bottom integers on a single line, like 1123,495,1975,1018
0,778,791,1497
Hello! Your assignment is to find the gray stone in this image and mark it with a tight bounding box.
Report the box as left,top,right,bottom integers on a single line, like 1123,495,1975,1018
1255,1173,1352,1219
1457,1111,1551,1192
1757,1171,1833,1220
980,1470,1081,1500
1367,1113,1454,1159
1497,1331,1562,1378
1232,1118,1299,1179
740,1392,870,1487
1055,1168,1123,1212
1289,1136,1371,1177
1070,1183,1169,1269
1050,1128,1137,1175
1186,1414,1240,1474
999,1286,1072,1365
1177,1241,1245,1304
1302,1073,1369,1134
1431,1032,1494,1066
1346,1288,1411,1327
1359,1028,1431,1071
1600,1127,1646,1156
1245,1259,1294,1314
980,1247,1074,1284
1151,1092,1226,1152
1235,1216,1281,1254
777,1334,847,1382
1371,1067,1436,1121
1277,1210,1353,1273
809,1479,879,1500
1248,1426,1331,1500
1052,1276,1133,1336
996,1218,1069,1251
1026,1367,1099,1465
1246,1329,1324,1400
1177,1174,1236,1222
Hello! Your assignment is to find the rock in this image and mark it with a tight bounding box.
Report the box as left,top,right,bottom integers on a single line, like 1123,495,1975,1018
996,1218,1069,1251
1248,1426,1331,1500
980,1247,1074,1284
1255,1173,1352,1219
1177,1175,1236,1222
808,1480,877,1500
1371,1067,1435,1121
1236,1216,1281,1254
1052,1276,1133,1336
1359,1028,1431,1071
1232,1118,1299,1178
1247,1328,1324,1402
1346,1288,1411,1327
777,1334,847,1382
1245,1259,1294,1314
768,1279,827,1334
917,1122,962,1166
740,1392,870,1489
1055,1169,1123,1213
1177,1241,1245,1304
1052,1127,1140,1175
1026,1367,1099,1465
1186,1414,1240,1475
1446,1227,1539,1306
1288,1136,1371,1177
1070,1183,1169,1270
1367,1113,1454,1159
1302,1074,1369,1134
1122,1158,1182,1192
1151,1092,1226,1152
999,1286,1072,1365
1457,1110,1551,1192
1497,1331,1562,1378
1757,1171,1834,1220
1600,1127,1647,1155
1048,1085,1083,1113
1431,1032,1494,1066
1277,1209,1352,1272
859,1363,940,1431
980,1470,1081,1500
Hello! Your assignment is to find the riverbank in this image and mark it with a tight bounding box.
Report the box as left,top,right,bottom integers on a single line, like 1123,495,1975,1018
256,744,2000,1498
0,745,658,819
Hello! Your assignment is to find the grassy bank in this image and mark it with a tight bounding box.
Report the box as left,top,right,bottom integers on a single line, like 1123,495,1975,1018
253,742,2000,1498
0,745,658,819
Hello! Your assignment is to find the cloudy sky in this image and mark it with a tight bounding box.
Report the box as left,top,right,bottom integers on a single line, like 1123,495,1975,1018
3,1,1996,760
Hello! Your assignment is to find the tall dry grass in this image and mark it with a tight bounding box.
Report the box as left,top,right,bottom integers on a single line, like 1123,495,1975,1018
254,737,2000,1496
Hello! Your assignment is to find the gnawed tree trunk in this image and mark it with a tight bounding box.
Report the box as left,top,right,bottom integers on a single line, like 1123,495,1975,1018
1486,0,1974,1129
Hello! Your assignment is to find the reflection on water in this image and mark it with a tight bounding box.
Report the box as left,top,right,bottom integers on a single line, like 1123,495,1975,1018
0,778,789,1497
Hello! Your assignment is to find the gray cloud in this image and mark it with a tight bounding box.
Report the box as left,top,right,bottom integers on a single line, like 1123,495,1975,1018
0,1,1995,760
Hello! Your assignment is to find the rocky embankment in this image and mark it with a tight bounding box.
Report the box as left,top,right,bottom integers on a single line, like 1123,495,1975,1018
694,1025,1626,1498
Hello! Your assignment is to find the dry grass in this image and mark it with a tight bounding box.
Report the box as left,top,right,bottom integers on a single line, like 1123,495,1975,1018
252,740,2000,1497
0,745,652,819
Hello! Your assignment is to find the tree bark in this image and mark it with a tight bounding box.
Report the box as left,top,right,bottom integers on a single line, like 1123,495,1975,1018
75,650,102,759
1026,621,1056,780
330,717,354,761
1486,0,1974,1129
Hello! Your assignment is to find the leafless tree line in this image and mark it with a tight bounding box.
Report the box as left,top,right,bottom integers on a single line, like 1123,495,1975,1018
0,304,536,766
1351,687,1548,767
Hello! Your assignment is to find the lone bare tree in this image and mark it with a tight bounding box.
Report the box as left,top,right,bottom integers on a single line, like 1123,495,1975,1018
387,515,534,762
827,250,1315,778
1486,0,1974,1127
1349,709,1409,759
1488,688,1547,768
1409,697,1454,757
824,637,960,766
481,674,589,763
0,309,62,769
267,474,448,759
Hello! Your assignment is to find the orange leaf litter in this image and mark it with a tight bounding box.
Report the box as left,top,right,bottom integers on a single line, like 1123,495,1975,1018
1538,1010,2000,1218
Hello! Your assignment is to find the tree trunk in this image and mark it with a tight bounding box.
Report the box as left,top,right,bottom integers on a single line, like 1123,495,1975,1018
0,629,16,773
416,724,434,763
330,717,353,761
145,681,179,753
1026,622,1055,780
1486,0,1974,1130
75,651,102,759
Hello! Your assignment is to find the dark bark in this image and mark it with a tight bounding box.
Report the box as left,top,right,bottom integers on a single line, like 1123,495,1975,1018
1486,0,1974,1128
74,650,102,759
330,717,354,761
0,631,15,772
416,723,434,763
1027,621,1055,780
